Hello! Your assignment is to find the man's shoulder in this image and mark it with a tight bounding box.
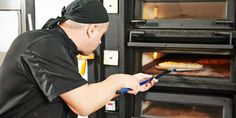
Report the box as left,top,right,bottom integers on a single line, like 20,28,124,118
25,29,62,40
13,29,68,58
24,29,64,46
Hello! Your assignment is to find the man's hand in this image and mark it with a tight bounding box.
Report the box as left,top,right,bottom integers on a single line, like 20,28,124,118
128,73,158,94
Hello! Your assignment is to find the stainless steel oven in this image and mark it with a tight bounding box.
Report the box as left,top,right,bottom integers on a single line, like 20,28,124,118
128,0,236,88
122,1,236,118
131,0,235,29
0,0,34,65
126,29,236,118
127,29,236,90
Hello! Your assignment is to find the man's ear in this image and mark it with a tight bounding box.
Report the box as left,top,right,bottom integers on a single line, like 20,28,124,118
87,24,97,38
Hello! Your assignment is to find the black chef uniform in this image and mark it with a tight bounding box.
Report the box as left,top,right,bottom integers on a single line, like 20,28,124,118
0,26,87,118
0,0,109,117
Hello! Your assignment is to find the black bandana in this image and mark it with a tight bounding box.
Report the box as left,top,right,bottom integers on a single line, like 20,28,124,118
42,0,109,29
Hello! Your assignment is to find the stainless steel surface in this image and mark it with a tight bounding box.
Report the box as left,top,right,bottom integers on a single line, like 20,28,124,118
0,0,21,10
0,11,21,57
0,0,27,66
0,0,27,33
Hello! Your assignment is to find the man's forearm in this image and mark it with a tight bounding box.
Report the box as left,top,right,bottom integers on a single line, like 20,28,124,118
60,74,124,116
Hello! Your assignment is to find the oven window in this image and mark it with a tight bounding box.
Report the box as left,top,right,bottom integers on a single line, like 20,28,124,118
143,1,226,20
141,100,223,118
142,52,230,79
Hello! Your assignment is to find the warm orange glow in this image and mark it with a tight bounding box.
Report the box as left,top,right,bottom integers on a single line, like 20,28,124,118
153,7,159,18
153,52,158,59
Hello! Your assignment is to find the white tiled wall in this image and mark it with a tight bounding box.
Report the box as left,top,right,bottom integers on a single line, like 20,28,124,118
35,0,73,29
0,11,19,65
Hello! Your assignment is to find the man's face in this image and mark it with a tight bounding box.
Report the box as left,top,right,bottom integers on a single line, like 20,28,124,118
83,23,109,55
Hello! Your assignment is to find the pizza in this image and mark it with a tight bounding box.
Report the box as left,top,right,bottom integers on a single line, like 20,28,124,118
158,61,203,69
196,58,229,65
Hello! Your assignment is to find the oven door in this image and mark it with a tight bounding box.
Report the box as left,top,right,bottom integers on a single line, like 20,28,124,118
132,0,235,29
133,92,233,118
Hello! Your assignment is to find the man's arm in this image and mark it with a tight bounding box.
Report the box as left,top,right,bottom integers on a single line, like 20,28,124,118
60,74,137,116
60,73,156,116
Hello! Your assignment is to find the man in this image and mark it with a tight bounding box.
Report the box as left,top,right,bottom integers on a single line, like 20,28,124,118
0,0,158,118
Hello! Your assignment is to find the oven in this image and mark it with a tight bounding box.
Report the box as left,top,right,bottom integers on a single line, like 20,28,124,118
126,30,236,118
128,29,236,88
131,0,235,29
123,0,236,118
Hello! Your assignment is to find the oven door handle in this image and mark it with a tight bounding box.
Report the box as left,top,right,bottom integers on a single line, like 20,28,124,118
129,30,145,42
215,20,234,26
127,42,234,50
128,31,234,50
213,32,233,45
130,19,147,24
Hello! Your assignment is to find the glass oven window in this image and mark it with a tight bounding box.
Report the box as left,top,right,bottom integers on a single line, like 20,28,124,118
143,1,226,20
141,100,223,118
142,52,230,79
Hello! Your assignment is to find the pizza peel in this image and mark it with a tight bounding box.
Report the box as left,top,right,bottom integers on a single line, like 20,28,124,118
116,66,204,94
116,68,176,94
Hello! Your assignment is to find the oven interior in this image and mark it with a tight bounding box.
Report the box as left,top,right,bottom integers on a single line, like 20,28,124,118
142,1,226,20
142,101,222,118
132,0,235,29
138,92,233,118
142,52,231,80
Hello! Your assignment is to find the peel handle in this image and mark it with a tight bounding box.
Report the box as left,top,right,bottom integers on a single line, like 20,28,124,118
116,68,176,94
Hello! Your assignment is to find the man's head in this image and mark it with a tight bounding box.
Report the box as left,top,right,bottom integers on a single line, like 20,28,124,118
60,20,109,56
61,0,109,55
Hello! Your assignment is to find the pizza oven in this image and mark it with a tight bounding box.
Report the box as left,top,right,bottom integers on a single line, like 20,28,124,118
126,30,236,118
127,29,236,90
124,0,236,118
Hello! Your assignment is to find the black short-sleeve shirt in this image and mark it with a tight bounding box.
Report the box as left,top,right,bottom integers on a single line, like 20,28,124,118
0,26,87,118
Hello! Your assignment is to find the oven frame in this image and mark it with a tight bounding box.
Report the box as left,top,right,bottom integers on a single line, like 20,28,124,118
132,0,236,29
